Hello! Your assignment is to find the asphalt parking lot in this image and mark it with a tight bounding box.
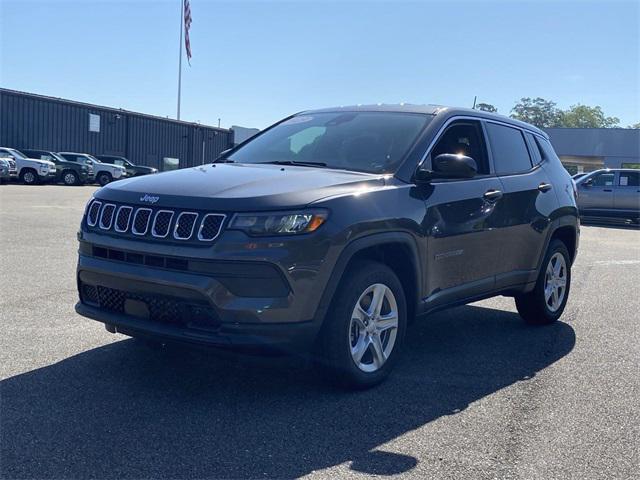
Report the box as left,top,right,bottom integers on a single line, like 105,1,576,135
1,184,638,479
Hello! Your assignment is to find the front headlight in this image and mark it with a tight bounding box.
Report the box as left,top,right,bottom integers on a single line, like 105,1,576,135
229,210,328,236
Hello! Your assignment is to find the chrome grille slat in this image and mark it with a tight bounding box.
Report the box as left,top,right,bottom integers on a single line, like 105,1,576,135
132,208,152,235
87,201,102,227
151,210,174,238
99,204,116,230
198,214,226,241
174,212,198,240
114,206,133,233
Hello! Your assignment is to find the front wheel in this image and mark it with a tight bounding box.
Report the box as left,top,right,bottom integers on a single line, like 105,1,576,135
316,261,406,389
97,172,112,186
515,239,571,325
20,169,38,185
62,170,79,186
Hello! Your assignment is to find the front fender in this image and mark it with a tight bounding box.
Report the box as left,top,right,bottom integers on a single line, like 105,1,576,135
313,231,423,323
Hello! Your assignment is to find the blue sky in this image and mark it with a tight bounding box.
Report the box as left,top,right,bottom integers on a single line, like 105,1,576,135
2,0,638,128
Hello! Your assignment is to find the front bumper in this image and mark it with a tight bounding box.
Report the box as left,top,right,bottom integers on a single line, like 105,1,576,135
76,248,323,350
76,302,318,350
39,170,58,181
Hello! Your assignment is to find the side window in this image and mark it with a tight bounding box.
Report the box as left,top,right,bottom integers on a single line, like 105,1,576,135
618,171,639,187
525,132,542,165
486,122,532,175
430,121,489,175
113,159,125,167
591,173,615,187
535,136,561,166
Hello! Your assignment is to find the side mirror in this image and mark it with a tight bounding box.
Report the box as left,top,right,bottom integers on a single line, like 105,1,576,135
582,178,593,187
417,153,478,182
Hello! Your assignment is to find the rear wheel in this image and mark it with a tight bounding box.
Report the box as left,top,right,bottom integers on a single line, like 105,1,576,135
516,239,571,325
97,172,112,186
316,261,406,389
20,169,38,185
62,170,79,186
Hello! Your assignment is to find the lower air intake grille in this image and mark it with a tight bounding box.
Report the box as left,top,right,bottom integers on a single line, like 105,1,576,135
80,282,220,329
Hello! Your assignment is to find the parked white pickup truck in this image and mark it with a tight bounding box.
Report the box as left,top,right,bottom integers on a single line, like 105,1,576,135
0,147,57,184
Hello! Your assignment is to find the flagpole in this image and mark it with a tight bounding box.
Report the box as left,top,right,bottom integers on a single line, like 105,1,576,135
177,0,184,120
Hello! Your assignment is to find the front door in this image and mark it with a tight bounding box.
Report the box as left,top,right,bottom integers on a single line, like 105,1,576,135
421,119,504,308
578,171,615,213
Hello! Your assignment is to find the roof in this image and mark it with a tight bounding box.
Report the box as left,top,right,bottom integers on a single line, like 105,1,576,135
303,104,547,136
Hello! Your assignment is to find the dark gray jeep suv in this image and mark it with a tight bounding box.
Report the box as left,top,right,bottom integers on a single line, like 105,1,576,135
76,105,579,388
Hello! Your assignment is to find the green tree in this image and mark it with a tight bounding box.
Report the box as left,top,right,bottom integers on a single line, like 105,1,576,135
627,122,640,129
562,104,620,128
510,97,563,128
475,102,497,113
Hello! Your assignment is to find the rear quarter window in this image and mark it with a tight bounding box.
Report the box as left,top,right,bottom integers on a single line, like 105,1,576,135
535,136,563,166
619,171,639,187
486,122,532,175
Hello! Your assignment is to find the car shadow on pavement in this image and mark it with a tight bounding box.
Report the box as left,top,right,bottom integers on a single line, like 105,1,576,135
1,305,575,479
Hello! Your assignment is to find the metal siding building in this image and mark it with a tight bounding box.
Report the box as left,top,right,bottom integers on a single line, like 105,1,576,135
0,89,234,169
543,127,640,173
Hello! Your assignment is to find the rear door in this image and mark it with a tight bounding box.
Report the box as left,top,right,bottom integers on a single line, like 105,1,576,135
485,122,557,287
578,171,615,212
614,171,640,213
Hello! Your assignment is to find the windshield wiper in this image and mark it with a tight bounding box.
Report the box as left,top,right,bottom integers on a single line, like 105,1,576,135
257,160,328,168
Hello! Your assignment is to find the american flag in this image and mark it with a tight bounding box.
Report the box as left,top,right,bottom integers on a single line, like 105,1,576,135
184,0,192,63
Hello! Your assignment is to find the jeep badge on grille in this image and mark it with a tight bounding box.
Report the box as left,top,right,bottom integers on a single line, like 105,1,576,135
140,194,160,204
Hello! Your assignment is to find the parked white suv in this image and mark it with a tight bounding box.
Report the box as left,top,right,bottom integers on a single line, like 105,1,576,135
58,152,127,186
0,147,57,184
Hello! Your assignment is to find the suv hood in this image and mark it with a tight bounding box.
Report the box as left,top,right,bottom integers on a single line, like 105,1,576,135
97,163,387,211
24,158,56,168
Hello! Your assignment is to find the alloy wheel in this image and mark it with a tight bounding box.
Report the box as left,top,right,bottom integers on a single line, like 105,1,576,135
23,171,35,184
349,283,399,373
64,172,76,185
544,252,567,312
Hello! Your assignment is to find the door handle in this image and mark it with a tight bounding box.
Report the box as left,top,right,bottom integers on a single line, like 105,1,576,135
483,189,503,202
538,183,553,192
603,189,613,192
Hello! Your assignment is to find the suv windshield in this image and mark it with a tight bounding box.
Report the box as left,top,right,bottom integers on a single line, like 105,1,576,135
226,111,431,174
5,148,27,160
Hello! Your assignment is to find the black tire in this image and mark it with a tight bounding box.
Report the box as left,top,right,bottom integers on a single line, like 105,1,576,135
62,170,79,186
20,169,38,185
316,260,407,389
515,239,571,325
97,172,112,186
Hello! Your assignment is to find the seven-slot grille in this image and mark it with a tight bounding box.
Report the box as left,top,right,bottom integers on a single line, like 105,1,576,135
86,200,225,242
